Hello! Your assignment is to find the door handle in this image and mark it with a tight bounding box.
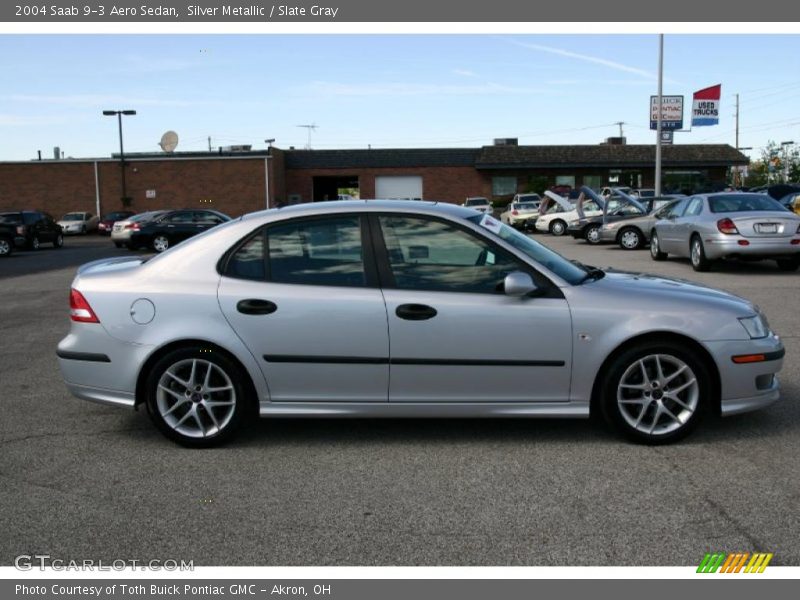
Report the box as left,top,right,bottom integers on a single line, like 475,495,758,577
396,303,437,321
236,299,278,315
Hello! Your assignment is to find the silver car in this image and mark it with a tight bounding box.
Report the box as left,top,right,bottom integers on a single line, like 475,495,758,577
650,193,800,271
57,201,784,447
58,211,99,235
600,196,682,250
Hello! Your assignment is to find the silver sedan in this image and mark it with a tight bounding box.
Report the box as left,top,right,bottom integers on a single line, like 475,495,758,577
57,201,784,446
650,193,800,271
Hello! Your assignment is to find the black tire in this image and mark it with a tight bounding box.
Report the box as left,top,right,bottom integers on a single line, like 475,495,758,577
53,233,64,248
649,230,667,260
144,346,253,448
550,220,567,236
29,235,41,250
690,234,712,272
585,224,602,245
152,235,170,253
80,225,87,235
776,258,799,272
0,236,13,257
618,227,643,250
114,241,123,248
600,340,710,444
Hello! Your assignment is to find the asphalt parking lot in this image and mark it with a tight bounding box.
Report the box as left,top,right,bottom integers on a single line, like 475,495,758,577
1,233,798,566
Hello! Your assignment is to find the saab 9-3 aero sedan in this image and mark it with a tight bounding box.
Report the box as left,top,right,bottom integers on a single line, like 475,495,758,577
57,201,785,447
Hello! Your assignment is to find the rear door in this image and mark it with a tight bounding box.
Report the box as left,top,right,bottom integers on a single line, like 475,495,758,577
217,213,390,403
372,213,573,403
161,211,196,242
657,197,690,253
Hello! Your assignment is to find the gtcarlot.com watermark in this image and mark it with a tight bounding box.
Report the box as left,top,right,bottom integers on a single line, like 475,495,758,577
14,554,194,571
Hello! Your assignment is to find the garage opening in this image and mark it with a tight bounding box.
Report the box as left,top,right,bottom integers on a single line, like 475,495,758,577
375,175,423,200
312,175,359,202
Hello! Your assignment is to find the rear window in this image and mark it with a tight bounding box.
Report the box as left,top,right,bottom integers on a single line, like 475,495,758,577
465,198,489,206
708,194,786,213
513,202,538,210
0,213,22,224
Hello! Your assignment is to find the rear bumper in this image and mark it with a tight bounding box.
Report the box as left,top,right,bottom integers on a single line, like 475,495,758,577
702,235,800,260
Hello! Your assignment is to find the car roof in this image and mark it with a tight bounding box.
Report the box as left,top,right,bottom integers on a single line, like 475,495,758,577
242,199,475,223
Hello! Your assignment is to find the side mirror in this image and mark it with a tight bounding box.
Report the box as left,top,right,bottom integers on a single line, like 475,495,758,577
503,271,538,297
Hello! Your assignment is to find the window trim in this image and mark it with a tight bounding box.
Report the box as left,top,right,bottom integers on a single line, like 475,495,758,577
367,212,561,297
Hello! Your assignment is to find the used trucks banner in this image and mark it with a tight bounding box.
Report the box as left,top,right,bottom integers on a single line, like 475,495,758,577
691,84,722,127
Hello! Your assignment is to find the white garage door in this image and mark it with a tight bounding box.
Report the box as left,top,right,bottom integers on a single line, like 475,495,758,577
375,176,423,200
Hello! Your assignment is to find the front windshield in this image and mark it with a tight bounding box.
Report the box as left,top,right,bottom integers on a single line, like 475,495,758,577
466,214,588,285
62,213,84,221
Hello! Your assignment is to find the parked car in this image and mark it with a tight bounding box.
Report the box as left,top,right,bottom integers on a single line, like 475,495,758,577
500,199,540,229
97,211,135,235
512,193,542,204
128,209,231,252
58,211,99,235
462,197,493,214
778,191,800,216
650,193,800,271
600,196,683,250
632,188,656,199
57,200,785,447
111,210,168,248
536,190,602,236
0,210,63,251
600,186,632,198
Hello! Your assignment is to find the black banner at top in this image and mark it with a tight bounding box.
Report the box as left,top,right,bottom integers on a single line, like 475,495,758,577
2,0,797,22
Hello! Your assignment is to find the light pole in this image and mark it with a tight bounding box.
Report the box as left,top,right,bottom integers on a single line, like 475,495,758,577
103,109,136,205
781,141,795,183
736,147,752,188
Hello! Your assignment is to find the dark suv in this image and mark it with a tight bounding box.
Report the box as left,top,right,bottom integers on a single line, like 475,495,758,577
0,211,63,255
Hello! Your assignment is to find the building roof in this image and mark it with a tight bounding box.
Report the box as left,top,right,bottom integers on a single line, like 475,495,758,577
284,148,481,169
475,144,748,169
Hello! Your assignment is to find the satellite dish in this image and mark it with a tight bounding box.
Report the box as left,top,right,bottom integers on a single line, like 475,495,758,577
159,131,179,153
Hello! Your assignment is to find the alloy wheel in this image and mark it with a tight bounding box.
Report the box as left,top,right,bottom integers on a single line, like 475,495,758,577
153,235,170,252
616,354,699,437
586,226,601,244
551,221,565,236
31,236,40,250
0,239,10,256
155,358,237,439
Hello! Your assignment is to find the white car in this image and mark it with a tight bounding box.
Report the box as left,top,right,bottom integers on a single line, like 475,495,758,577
462,197,493,214
57,212,99,235
535,192,601,236
500,200,540,229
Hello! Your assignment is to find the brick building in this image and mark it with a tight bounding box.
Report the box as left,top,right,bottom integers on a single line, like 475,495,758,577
0,143,747,218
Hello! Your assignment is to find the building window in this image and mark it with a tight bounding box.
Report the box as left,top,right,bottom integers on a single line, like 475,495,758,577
492,176,517,196
583,175,602,190
555,175,576,188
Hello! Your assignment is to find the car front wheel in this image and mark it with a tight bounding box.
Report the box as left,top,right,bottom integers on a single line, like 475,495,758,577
550,220,567,236
53,233,64,248
30,236,40,250
601,342,709,444
585,224,601,244
649,230,667,260
619,227,642,250
152,235,170,253
145,347,251,447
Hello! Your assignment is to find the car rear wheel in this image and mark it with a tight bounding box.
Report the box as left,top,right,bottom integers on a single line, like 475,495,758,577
550,220,567,236
649,230,667,260
53,233,64,248
776,258,799,272
30,236,40,250
619,227,642,250
0,237,12,257
690,235,712,272
145,347,251,447
601,341,709,444
152,235,170,253
585,224,601,245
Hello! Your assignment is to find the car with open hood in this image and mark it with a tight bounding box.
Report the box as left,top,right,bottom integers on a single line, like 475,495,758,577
536,190,602,236
599,194,683,250
57,200,784,447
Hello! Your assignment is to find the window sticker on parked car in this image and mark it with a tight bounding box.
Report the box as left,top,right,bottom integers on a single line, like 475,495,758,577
479,214,502,234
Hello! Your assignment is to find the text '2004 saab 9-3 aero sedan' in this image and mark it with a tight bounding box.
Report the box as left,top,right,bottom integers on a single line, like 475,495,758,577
57,201,785,447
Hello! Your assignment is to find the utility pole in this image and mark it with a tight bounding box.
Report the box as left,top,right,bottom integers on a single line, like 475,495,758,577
735,93,740,150
615,121,625,138
208,136,212,152
655,34,663,197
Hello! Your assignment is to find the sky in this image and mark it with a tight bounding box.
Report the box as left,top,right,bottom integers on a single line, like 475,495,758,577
1,34,799,162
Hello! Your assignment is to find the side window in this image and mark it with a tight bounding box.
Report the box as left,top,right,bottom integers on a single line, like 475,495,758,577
23,213,38,225
684,197,704,217
225,232,266,281
267,216,366,287
377,215,522,294
667,198,689,218
166,212,194,224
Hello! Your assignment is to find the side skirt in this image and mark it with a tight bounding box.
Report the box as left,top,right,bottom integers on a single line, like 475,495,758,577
259,402,588,419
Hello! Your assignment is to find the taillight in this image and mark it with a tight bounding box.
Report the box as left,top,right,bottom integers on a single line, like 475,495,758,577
512,210,519,215
70,289,100,323
717,218,739,235
125,223,140,230
16,225,25,235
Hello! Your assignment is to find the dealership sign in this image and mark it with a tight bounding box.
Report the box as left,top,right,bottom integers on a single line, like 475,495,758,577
691,84,722,127
650,95,684,130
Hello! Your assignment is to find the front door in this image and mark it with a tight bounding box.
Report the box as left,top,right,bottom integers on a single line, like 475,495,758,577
373,214,573,403
217,214,390,403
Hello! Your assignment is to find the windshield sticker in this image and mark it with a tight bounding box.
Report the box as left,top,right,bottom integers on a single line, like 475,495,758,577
479,214,503,234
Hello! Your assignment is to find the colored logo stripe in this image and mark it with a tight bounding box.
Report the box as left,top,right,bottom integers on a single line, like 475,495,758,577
697,552,773,573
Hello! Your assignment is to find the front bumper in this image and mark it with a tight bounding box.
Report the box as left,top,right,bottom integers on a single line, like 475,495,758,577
702,234,800,261
703,334,784,416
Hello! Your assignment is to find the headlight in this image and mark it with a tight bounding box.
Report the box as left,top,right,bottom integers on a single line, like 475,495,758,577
739,314,770,339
